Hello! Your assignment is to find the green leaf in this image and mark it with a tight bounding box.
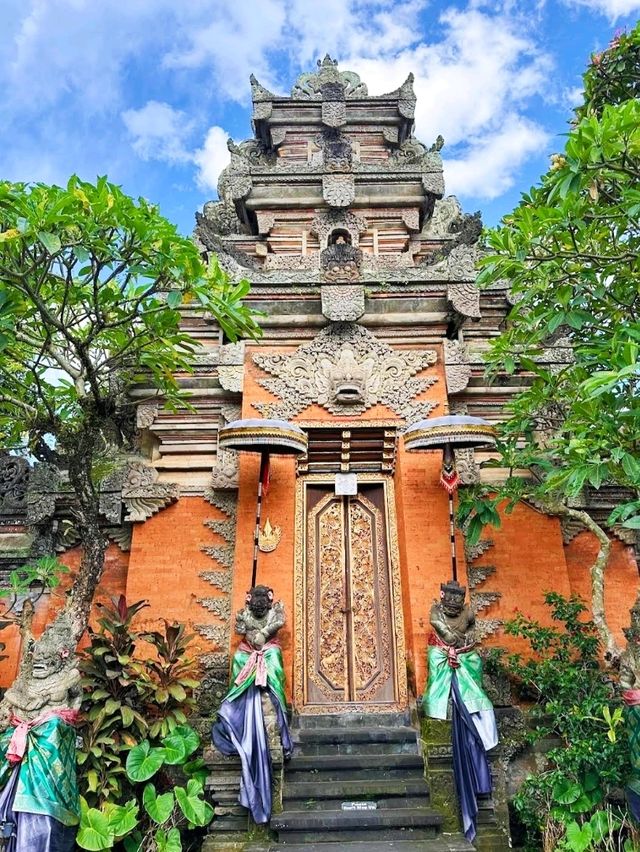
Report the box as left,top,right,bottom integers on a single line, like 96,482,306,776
590,809,615,843
104,800,139,839
552,778,581,804
174,779,214,827
125,740,165,782
173,725,200,757
161,730,187,765
76,807,114,851
121,705,134,727
565,820,593,852
143,783,175,824
155,827,182,852
622,515,640,529
37,231,62,253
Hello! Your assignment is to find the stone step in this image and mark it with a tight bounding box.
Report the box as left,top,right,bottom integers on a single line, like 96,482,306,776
294,739,420,756
294,712,411,729
246,836,474,852
293,726,419,755
285,752,425,782
283,795,430,812
271,805,444,843
283,777,429,804
295,726,418,744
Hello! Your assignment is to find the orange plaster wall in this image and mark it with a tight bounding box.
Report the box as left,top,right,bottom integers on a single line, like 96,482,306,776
565,531,639,646
0,542,129,688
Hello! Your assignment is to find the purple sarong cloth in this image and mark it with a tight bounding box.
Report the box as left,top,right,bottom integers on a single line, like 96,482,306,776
451,671,492,842
212,686,292,824
0,765,76,852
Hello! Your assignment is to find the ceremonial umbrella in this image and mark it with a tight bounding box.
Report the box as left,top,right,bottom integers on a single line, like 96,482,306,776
218,418,308,587
403,415,497,582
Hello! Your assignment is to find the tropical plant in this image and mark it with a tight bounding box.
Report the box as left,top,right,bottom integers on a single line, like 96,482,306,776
78,596,200,806
76,724,212,851
490,593,634,851
0,175,260,690
458,22,640,663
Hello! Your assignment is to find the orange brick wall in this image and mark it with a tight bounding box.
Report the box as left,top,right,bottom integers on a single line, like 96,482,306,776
565,531,639,646
125,498,230,655
0,542,129,688
464,503,573,659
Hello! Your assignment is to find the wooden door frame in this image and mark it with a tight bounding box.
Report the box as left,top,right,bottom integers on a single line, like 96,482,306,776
293,473,408,714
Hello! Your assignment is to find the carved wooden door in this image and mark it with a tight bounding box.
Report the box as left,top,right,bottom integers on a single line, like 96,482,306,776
304,483,399,709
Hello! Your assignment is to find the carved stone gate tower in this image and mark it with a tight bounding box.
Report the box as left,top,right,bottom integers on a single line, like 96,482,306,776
186,55,520,711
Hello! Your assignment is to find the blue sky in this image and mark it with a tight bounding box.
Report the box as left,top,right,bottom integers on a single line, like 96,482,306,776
1,0,638,234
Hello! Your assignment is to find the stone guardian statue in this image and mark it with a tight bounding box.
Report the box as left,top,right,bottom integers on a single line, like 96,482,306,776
212,586,292,824
422,580,497,842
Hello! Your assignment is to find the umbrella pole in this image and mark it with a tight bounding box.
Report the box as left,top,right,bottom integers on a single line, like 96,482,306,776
251,451,269,588
448,489,458,583
441,444,458,583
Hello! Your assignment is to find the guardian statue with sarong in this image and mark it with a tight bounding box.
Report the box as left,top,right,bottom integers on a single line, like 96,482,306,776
212,585,292,824
422,579,498,842
0,606,81,851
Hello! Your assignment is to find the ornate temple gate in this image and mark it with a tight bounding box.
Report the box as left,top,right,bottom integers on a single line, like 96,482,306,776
294,475,408,713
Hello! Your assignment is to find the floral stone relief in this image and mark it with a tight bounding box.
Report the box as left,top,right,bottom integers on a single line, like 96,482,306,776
252,322,438,421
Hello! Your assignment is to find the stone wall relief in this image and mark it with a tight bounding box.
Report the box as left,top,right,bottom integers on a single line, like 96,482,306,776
252,322,438,423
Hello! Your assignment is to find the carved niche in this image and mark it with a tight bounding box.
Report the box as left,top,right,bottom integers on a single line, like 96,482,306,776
311,210,367,250
253,323,438,422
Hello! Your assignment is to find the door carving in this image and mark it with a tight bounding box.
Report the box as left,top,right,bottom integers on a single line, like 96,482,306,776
298,480,406,711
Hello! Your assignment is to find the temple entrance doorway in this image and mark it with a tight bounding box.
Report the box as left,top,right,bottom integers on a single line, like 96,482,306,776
294,475,408,713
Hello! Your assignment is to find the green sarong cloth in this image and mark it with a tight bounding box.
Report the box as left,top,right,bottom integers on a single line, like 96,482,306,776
422,645,494,720
222,641,288,710
0,716,79,826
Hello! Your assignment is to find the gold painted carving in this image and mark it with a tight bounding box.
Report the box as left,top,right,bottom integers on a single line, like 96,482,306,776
307,497,347,698
258,518,282,553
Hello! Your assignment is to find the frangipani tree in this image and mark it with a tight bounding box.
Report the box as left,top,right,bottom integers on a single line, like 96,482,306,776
0,176,260,650
459,23,640,662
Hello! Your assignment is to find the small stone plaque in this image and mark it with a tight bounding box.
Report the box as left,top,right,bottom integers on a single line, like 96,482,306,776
341,801,377,811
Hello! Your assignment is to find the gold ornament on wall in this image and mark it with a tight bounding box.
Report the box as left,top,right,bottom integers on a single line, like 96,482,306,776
259,518,282,553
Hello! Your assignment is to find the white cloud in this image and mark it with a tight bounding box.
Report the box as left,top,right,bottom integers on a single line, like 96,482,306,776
0,0,562,207
563,0,640,18
193,126,231,192
344,6,552,198
122,101,193,163
121,103,231,194
444,115,550,198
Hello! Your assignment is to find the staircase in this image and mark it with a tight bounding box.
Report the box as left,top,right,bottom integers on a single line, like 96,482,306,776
251,712,474,851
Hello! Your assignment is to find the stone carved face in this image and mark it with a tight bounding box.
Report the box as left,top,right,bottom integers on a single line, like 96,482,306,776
248,585,273,619
32,642,68,679
440,581,466,618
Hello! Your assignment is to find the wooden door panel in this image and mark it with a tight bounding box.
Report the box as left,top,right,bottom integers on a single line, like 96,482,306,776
349,493,394,702
306,495,347,703
304,484,397,709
